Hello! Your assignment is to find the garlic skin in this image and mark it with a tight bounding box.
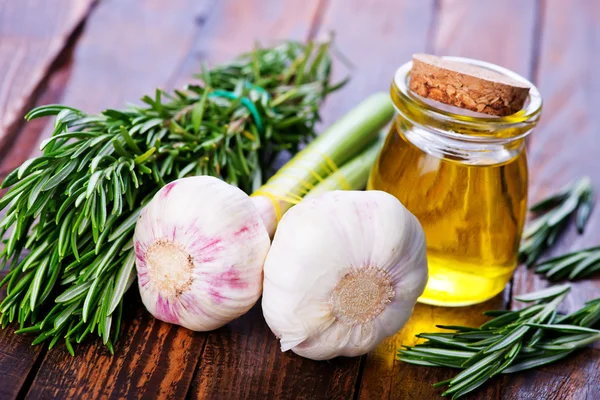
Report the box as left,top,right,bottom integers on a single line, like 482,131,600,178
262,190,428,360
134,176,270,331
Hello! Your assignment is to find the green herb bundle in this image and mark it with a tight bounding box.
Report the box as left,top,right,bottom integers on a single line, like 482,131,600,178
0,40,342,352
519,177,594,266
398,285,600,399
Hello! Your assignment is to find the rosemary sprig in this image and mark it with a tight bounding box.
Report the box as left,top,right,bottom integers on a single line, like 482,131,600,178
519,177,594,266
0,40,343,352
534,246,600,281
398,285,600,399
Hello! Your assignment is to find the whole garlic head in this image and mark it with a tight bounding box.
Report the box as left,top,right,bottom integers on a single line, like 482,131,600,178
134,176,270,331
262,190,428,360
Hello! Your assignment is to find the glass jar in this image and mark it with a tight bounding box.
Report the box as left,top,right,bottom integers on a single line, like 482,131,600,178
368,57,542,307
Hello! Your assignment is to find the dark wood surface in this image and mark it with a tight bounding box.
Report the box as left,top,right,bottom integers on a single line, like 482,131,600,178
0,0,599,399
0,0,94,156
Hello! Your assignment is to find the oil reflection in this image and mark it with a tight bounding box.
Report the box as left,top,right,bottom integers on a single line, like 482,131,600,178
397,293,506,347
367,292,507,371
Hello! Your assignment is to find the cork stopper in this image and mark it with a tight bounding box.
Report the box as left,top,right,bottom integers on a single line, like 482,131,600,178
409,54,530,117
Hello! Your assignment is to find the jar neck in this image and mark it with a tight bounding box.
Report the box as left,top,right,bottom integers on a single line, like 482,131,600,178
393,114,528,165
392,57,542,165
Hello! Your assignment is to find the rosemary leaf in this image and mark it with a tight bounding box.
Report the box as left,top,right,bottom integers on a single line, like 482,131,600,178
533,246,600,281
513,283,570,302
501,351,572,374
519,177,594,266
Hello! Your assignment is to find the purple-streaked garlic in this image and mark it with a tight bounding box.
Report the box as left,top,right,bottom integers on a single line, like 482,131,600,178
133,95,395,331
134,176,270,331
262,190,428,360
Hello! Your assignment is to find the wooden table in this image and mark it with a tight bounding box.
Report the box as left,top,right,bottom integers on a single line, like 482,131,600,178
1,0,599,399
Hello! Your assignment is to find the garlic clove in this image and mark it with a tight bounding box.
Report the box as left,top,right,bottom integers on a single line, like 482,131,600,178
249,195,280,238
262,190,428,360
135,176,270,331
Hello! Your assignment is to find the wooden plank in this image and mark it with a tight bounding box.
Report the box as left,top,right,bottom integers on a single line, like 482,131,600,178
509,0,600,396
0,272,44,400
172,0,326,86
343,0,537,398
316,0,435,128
432,0,537,77
0,0,216,172
0,54,74,180
0,3,94,397
182,1,366,399
14,1,213,399
26,295,206,399
500,348,600,399
190,303,360,399
0,0,94,154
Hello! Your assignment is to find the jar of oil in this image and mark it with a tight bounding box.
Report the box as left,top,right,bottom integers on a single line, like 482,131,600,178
368,58,542,306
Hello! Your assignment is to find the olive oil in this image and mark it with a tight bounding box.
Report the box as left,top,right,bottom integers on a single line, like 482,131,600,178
368,121,528,306
369,56,542,306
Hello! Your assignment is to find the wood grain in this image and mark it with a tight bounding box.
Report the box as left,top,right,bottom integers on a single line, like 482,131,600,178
1,0,216,169
190,303,360,400
25,295,206,400
15,1,213,399
316,0,436,127
501,348,600,399
509,0,600,397
0,52,74,180
0,0,94,155
169,0,324,89
432,0,538,77
0,2,93,396
0,272,44,400
1,0,598,399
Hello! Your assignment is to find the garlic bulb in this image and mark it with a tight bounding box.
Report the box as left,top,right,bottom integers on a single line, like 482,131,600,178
134,176,270,331
262,190,428,360
134,95,394,332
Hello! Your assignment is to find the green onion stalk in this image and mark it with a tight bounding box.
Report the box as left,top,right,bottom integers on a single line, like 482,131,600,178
305,135,383,199
252,93,393,236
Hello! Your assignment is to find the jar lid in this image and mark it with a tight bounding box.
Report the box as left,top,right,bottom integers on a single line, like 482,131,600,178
409,54,530,117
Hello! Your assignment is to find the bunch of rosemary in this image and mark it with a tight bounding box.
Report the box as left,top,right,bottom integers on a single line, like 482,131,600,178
399,285,600,399
0,40,342,352
519,177,594,266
